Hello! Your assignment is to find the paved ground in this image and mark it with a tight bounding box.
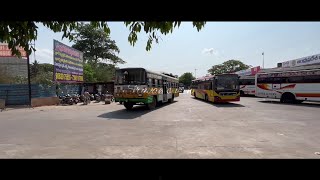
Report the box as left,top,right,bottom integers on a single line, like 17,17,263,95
1,90,320,158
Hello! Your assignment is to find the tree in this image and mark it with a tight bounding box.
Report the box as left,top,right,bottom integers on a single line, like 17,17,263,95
179,72,195,88
30,60,40,78
0,21,206,57
208,60,250,75
94,63,116,82
30,62,54,85
71,23,125,66
70,23,123,83
83,63,96,83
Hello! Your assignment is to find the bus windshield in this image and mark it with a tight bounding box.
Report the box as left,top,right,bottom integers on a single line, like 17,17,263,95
115,69,146,85
216,75,239,90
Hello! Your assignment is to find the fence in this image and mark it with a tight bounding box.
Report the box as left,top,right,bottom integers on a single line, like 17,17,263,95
0,84,56,105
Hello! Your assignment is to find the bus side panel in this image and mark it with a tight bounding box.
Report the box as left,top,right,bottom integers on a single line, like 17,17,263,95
256,83,279,99
157,94,163,102
290,83,320,102
193,89,203,99
256,83,320,102
207,90,215,102
240,85,256,95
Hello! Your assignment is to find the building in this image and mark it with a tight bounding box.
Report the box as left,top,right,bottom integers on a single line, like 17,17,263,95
279,53,320,68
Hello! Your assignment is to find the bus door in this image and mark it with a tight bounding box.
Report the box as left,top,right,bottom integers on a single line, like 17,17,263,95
163,80,168,102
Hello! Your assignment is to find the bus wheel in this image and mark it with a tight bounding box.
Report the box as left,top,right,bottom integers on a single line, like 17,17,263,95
147,96,157,110
205,94,208,101
124,102,133,110
280,93,295,103
156,101,163,106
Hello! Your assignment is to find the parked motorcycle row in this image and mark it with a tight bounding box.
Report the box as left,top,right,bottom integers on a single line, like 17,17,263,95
59,92,114,105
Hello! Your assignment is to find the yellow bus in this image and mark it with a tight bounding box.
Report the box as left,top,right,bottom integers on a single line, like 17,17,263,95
114,67,179,110
191,74,240,103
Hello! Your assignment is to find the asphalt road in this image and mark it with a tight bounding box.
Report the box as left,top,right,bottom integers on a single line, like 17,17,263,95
0,90,320,158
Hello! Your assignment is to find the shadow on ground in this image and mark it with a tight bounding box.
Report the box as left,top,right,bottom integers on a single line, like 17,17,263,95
98,101,177,120
192,97,245,108
259,100,320,108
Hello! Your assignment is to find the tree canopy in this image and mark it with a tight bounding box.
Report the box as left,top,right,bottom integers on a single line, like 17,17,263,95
30,60,54,85
71,23,125,66
0,21,206,58
71,23,122,83
208,60,251,75
179,72,195,87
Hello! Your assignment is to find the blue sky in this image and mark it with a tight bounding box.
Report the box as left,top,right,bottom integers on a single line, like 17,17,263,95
31,22,320,77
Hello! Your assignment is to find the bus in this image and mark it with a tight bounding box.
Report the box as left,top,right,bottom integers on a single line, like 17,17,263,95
239,75,255,96
191,74,240,103
255,64,320,103
114,67,179,110
235,66,261,96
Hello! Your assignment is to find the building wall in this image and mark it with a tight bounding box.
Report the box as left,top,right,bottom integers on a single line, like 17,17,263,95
0,57,28,78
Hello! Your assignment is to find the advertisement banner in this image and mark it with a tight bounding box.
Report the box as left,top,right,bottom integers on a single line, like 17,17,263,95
235,66,260,76
281,53,320,68
0,44,27,57
53,40,83,83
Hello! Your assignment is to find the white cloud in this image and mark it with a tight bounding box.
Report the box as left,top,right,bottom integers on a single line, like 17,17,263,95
30,48,54,64
202,48,219,56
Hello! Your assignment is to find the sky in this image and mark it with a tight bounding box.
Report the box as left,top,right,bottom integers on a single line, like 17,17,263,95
31,22,320,78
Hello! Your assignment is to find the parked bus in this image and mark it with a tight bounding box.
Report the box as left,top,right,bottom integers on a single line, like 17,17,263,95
255,64,320,103
235,66,261,96
191,74,240,103
239,75,255,96
114,67,179,110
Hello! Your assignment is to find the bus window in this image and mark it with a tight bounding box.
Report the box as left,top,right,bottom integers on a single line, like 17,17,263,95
257,77,273,84
288,76,304,83
154,79,158,87
304,75,320,83
240,79,255,85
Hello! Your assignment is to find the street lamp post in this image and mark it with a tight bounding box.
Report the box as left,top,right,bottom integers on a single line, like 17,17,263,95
194,69,197,78
262,52,264,68
27,41,36,107
26,52,31,107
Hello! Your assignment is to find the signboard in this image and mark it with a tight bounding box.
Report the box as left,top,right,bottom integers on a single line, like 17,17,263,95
0,44,27,57
53,40,83,83
258,70,320,78
281,53,320,68
251,66,261,75
235,66,261,76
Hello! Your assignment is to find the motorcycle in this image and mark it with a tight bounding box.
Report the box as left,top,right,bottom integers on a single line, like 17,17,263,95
83,92,91,105
65,94,74,105
72,94,80,104
95,93,101,102
79,94,85,102
89,94,95,101
104,91,114,104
